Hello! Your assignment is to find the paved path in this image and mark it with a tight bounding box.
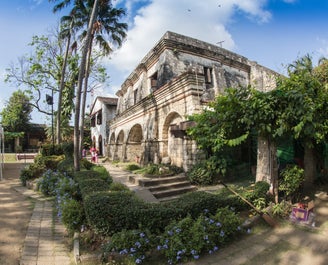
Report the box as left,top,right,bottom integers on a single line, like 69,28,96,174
184,190,328,265
2,163,72,265
18,198,72,265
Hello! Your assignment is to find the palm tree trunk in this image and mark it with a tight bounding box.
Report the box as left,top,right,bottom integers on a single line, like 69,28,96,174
57,31,71,144
79,41,93,157
74,0,99,171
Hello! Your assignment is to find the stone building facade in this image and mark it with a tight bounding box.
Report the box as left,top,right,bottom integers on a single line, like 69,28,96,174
107,31,277,171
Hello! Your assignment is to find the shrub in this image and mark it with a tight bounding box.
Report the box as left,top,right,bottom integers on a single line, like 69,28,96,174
157,207,242,264
38,170,64,196
57,157,75,176
61,199,86,232
42,155,65,170
109,182,130,192
20,164,44,186
91,165,112,184
167,191,247,220
40,144,64,156
61,141,74,158
78,178,110,198
279,164,304,199
84,191,145,235
125,163,141,171
81,158,94,170
103,229,155,264
74,169,112,185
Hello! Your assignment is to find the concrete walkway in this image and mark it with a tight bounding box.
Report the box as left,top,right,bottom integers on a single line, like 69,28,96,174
2,163,72,265
17,190,72,265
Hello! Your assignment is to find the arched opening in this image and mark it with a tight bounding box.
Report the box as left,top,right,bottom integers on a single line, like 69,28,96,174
126,124,143,163
162,112,183,167
115,130,125,161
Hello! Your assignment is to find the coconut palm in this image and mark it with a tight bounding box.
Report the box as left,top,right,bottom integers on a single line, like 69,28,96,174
50,0,127,170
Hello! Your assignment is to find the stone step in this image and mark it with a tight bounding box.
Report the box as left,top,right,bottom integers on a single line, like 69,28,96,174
138,174,188,187
152,185,197,199
148,181,193,192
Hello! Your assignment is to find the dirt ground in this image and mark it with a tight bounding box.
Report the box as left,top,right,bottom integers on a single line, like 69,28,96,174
0,163,33,265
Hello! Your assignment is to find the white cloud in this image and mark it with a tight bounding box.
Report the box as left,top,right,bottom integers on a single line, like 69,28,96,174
106,0,272,84
317,38,328,58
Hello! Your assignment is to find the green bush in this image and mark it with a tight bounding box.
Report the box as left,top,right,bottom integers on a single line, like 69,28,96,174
40,144,64,156
78,178,110,198
57,157,75,176
20,162,46,186
84,191,145,235
38,170,64,196
279,164,304,199
109,182,130,191
74,169,112,184
81,158,94,170
61,199,86,232
91,165,112,183
158,207,242,264
103,229,155,264
168,191,247,220
125,163,141,171
61,142,74,158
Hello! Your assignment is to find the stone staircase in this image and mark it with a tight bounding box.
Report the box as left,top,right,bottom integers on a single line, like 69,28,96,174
134,173,197,202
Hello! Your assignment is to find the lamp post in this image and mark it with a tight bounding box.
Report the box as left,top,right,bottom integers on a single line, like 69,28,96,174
46,93,54,154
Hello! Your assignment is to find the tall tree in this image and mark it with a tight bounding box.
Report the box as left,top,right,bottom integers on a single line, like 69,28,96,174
51,0,127,170
277,55,328,189
0,90,32,151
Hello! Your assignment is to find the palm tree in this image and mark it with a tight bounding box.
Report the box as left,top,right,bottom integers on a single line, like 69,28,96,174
50,0,127,170
71,0,127,158
56,12,77,144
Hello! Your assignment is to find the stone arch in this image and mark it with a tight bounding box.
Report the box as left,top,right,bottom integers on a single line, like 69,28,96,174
114,130,125,161
108,133,116,160
126,124,143,163
162,112,184,167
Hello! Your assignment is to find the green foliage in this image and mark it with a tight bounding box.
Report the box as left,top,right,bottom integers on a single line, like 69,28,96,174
37,170,65,196
57,157,75,175
279,164,304,198
84,191,143,236
157,207,242,264
90,165,112,182
187,157,229,185
61,199,85,232
61,141,74,157
81,158,94,170
34,155,64,170
271,200,293,218
125,163,141,171
19,162,46,186
109,182,130,191
168,191,247,219
0,90,32,132
40,144,64,156
78,178,111,198
103,229,155,264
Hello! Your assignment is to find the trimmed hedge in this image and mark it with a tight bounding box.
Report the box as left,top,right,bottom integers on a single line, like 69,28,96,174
83,190,248,236
84,191,144,235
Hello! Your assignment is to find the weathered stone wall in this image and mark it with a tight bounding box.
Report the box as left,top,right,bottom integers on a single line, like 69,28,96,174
108,31,278,171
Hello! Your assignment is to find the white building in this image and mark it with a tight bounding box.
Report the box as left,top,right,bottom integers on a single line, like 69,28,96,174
90,96,118,156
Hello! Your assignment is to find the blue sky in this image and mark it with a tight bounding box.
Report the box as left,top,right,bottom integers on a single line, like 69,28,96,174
1,0,328,123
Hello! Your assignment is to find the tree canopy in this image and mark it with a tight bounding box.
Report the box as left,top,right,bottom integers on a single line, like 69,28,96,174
188,54,328,194
0,90,32,133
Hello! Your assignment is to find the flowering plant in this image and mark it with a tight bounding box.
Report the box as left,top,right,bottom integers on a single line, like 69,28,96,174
103,229,154,264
